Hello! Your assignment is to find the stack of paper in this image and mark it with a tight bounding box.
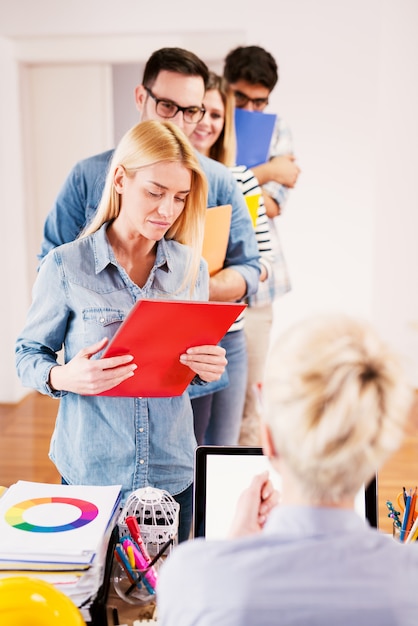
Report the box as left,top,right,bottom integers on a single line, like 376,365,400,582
0,481,122,621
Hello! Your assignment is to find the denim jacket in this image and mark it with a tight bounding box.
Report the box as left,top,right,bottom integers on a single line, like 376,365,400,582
39,150,261,297
17,223,209,502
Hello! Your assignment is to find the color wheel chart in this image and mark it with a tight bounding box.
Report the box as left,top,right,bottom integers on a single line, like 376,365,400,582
5,497,99,533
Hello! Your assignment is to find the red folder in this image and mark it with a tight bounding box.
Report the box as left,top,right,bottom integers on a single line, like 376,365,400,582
97,299,247,398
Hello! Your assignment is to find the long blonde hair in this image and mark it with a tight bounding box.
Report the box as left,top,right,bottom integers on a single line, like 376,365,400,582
82,120,208,293
204,72,236,167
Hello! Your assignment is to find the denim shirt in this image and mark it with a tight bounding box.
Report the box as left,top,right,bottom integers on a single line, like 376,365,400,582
39,149,260,298
16,223,209,502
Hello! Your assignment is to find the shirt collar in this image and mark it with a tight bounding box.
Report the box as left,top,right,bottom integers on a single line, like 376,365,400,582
92,221,174,275
263,505,368,537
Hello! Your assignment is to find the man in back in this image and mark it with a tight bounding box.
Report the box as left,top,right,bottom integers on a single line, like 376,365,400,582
223,45,300,446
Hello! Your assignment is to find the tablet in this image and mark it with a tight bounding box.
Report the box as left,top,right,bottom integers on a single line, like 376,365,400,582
193,446,378,539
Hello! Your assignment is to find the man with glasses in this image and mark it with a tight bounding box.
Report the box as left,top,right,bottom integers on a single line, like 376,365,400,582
143,86,206,124
223,45,301,447
38,49,260,528
223,45,301,212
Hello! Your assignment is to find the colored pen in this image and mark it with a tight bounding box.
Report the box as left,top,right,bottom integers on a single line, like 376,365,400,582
126,544,136,570
410,487,417,524
114,545,137,585
125,515,152,563
405,512,418,544
122,538,157,591
400,495,411,542
126,536,173,596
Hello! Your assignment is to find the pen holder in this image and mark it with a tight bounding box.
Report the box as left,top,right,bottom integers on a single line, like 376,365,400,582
113,557,157,606
393,522,412,543
114,487,178,606
112,535,174,606
118,486,179,558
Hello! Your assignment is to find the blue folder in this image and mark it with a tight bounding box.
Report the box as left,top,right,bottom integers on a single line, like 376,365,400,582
234,108,277,168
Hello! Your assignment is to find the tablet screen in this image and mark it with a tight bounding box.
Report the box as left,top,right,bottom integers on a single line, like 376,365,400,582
193,446,377,539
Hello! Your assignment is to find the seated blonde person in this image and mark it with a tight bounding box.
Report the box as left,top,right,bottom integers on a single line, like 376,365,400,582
157,313,418,625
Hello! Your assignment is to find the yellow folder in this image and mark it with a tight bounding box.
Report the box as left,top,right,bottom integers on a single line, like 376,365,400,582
202,205,232,276
244,194,260,228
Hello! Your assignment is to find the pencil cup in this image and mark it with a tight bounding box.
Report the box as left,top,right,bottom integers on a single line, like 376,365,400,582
113,487,178,605
113,559,156,606
392,522,411,543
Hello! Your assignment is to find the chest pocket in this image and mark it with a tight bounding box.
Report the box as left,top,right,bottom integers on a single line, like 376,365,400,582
82,308,127,352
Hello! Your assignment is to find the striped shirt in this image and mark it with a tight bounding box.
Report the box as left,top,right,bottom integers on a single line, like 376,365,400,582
250,115,294,307
227,165,274,330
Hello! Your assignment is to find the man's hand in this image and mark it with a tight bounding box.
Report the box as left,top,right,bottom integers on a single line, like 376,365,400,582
209,267,248,302
263,192,281,218
253,155,301,187
228,471,280,539
268,155,301,187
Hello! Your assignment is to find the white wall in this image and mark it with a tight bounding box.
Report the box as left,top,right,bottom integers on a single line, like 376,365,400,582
0,36,31,402
23,64,114,288
373,0,418,382
112,63,143,145
1,0,417,401
267,0,381,327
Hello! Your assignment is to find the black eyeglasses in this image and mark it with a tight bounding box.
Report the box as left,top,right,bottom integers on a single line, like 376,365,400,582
233,90,269,110
144,87,206,124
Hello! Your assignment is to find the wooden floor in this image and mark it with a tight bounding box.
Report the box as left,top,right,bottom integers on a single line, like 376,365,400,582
1,391,417,534
0,392,60,487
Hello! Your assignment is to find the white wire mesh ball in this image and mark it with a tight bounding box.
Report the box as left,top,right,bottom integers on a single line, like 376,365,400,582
118,486,179,550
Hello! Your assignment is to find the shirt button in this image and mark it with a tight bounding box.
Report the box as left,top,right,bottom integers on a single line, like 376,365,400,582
139,459,145,464
139,428,144,433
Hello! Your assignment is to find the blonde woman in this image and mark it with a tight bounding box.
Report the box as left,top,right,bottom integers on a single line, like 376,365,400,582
16,120,227,542
158,314,418,623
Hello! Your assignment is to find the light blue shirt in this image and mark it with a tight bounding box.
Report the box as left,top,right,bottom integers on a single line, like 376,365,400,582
157,506,418,625
16,223,209,502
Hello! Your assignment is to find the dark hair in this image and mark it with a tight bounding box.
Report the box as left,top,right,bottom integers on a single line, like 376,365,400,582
223,45,278,91
142,47,210,90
